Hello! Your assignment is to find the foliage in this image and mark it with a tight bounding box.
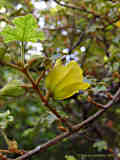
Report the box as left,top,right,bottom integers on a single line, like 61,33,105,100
65,155,77,160
93,140,108,152
0,80,25,97
1,14,45,42
45,59,90,100
0,0,120,160
0,110,13,129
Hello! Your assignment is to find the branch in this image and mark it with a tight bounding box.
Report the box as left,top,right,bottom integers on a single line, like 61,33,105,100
87,96,105,109
54,0,84,11
36,70,45,86
68,19,94,55
68,32,85,54
14,87,120,160
54,0,120,28
81,39,91,67
21,68,73,130
53,0,109,22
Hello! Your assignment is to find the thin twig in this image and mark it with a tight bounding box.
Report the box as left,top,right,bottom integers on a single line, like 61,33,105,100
36,70,45,86
54,0,120,28
68,32,85,54
81,39,91,68
87,96,105,109
68,18,94,55
54,0,109,22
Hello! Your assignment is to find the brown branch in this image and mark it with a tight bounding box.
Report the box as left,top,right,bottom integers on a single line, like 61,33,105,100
68,19,94,55
68,31,85,54
14,88,120,160
54,0,84,11
87,96,105,109
36,70,45,86
21,68,35,87
21,68,73,130
54,0,120,29
54,0,101,19
53,0,110,22
36,87,73,131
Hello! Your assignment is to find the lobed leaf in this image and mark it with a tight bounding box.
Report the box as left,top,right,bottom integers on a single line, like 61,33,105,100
1,14,45,43
45,59,90,100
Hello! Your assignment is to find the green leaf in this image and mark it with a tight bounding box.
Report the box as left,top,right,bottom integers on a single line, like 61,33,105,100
93,141,108,151
65,155,77,160
0,110,13,129
92,85,107,94
1,14,45,43
0,0,13,8
0,80,26,97
45,59,90,100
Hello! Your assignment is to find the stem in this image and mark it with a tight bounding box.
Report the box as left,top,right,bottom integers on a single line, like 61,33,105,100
21,42,25,65
37,88,73,130
36,88,73,130
36,71,45,86
22,68,73,131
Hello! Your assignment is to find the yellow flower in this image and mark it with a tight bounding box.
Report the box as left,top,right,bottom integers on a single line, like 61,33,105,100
45,59,90,100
